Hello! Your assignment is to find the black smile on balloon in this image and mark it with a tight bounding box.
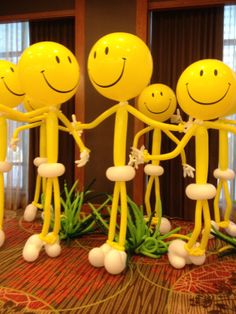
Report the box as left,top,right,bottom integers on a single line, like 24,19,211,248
186,82,231,105
41,70,78,93
26,100,34,111
91,58,126,88
145,100,171,114
1,77,25,96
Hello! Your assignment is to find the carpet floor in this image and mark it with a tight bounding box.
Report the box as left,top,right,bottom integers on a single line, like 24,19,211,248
0,211,235,313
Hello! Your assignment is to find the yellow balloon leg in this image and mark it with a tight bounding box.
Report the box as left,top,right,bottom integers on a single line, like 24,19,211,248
118,181,128,249
200,200,211,251
52,177,61,237
154,176,161,218
145,175,155,217
0,117,7,230
185,200,203,251
222,180,232,223
214,129,231,228
107,182,120,245
213,180,222,224
32,123,47,209
107,181,128,251
40,178,52,241
32,175,43,209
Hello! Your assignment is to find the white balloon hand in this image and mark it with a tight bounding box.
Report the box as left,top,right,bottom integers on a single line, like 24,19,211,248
10,138,20,151
170,108,183,124
128,145,146,169
183,163,195,178
71,114,83,137
75,150,90,167
183,117,203,133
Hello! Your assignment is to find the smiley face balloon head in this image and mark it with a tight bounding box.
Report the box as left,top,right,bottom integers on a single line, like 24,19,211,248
0,60,25,107
138,83,177,122
18,42,80,106
176,59,236,120
225,71,236,116
88,32,153,102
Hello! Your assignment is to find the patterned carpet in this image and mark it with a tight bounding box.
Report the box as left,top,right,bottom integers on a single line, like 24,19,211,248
0,211,235,313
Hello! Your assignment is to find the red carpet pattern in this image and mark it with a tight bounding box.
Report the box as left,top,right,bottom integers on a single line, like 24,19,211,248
0,214,234,313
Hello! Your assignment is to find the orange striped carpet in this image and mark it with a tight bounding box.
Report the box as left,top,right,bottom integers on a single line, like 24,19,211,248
0,211,235,313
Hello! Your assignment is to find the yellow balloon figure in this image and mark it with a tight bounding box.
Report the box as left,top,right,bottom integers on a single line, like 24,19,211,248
142,59,236,269
16,41,90,262
130,83,194,234
73,32,184,274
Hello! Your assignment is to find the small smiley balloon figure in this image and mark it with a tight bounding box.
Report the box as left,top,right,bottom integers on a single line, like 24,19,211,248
74,32,184,274
143,59,236,268
17,41,90,262
130,83,194,234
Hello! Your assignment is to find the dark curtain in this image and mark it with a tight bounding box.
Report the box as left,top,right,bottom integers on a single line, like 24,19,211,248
150,7,224,220
28,18,75,202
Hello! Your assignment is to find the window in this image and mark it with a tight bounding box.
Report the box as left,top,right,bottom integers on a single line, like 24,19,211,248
0,22,29,209
223,5,236,201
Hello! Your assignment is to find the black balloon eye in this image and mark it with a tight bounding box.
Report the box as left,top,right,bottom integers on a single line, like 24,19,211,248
214,69,218,76
160,91,163,96
105,47,109,55
94,51,96,59
152,93,155,97
68,56,72,63
56,56,60,63
10,67,14,72
200,70,204,76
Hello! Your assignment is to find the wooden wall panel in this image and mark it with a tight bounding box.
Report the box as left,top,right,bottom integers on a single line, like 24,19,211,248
0,0,74,16
149,0,235,10
83,0,137,199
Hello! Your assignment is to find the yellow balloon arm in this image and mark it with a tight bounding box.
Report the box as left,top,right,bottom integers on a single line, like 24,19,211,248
145,124,197,162
127,105,184,132
132,126,153,149
220,118,236,125
0,104,29,122
75,103,121,130
57,110,89,152
58,125,70,133
29,114,47,123
162,129,187,164
204,121,236,134
25,106,51,119
12,122,42,139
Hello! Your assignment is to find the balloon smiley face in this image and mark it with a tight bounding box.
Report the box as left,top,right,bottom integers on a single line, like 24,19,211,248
88,32,153,102
138,84,177,122
176,59,236,120
0,60,25,107
18,42,80,106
